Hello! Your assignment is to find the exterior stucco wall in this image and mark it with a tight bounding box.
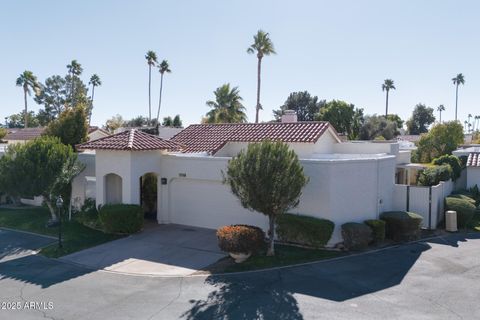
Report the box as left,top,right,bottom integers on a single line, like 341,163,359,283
467,167,480,189
71,152,96,209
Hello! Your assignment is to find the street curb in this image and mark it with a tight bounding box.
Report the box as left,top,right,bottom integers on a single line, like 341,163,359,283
0,227,57,240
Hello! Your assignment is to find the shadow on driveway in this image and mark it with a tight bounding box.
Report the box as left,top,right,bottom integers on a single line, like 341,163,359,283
182,233,480,320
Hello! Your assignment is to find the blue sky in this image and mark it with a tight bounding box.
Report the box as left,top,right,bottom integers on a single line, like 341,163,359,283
1,0,479,127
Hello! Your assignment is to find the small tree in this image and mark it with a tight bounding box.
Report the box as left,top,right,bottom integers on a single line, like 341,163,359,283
0,136,84,220
44,104,88,148
224,140,309,256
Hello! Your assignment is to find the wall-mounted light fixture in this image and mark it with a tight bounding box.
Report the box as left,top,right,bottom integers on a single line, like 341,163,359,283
179,173,187,178
161,178,168,185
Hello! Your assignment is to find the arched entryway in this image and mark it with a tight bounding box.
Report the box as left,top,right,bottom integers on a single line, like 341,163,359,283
140,173,158,220
105,173,122,204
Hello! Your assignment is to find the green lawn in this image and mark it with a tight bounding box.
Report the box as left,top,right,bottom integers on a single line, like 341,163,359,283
223,244,342,273
0,206,121,258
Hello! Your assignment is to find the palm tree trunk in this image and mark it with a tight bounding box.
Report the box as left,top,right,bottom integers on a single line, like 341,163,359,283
385,90,389,117
455,84,459,121
71,72,75,107
156,73,164,126
23,87,28,128
148,66,152,126
439,111,442,124
255,58,262,123
266,215,275,256
89,85,95,126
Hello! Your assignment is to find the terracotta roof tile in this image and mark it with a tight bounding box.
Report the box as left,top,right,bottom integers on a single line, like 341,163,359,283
4,127,45,141
467,153,480,167
77,129,183,151
171,122,335,154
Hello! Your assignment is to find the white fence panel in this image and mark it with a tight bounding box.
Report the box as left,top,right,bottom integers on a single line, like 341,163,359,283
392,184,407,211
409,187,430,228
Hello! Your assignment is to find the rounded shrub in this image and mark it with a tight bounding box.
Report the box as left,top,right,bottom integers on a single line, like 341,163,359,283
364,219,386,244
217,225,265,254
275,213,334,248
445,197,476,228
98,204,144,234
416,165,452,186
432,155,462,181
341,222,372,251
380,211,423,242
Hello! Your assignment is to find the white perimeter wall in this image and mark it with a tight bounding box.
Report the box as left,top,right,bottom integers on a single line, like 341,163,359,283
467,167,480,189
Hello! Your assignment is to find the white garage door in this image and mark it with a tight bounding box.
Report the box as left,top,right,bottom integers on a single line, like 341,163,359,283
169,179,268,230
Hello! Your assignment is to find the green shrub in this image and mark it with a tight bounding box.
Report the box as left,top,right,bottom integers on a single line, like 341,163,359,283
445,197,476,228
217,225,265,254
98,204,144,234
364,219,386,244
432,155,462,181
341,223,372,251
448,194,476,206
416,165,452,186
380,211,423,242
275,213,334,248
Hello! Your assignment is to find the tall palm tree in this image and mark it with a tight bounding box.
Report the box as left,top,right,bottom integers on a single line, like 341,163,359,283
464,120,468,132
452,73,465,121
88,74,102,126
155,60,172,125
474,115,480,132
145,51,158,125
382,79,396,117
437,104,445,123
205,84,247,123
247,30,276,123
66,60,83,106
468,114,473,133
16,71,40,128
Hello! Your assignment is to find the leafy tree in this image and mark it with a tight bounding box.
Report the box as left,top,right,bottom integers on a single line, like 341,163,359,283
16,70,40,128
224,140,309,256
162,115,183,128
273,91,326,121
316,100,364,139
452,73,465,121
34,75,67,124
104,114,125,132
247,30,276,123
7,111,40,128
88,74,102,126
44,105,88,147
0,136,84,220
413,121,464,163
66,60,83,104
125,116,148,127
386,114,404,130
437,105,445,123
382,79,396,116
155,60,172,125
359,115,399,140
406,104,435,135
205,84,247,123
173,115,182,127
162,116,173,127
0,128,6,140
145,50,158,125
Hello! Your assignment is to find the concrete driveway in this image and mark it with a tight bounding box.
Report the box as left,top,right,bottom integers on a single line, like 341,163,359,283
0,228,55,263
60,223,225,276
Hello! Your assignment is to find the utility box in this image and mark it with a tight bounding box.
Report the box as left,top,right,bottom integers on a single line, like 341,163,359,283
445,211,458,232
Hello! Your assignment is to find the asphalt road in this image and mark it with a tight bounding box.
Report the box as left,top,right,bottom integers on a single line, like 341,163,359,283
1,228,480,320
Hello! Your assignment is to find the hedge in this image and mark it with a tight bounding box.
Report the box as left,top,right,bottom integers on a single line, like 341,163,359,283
416,165,452,186
380,211,423,242
98,204,144,234
432,155,462,181
445,197,476,228
217,225,265,254
341,223,372,251
275,213,334,248
364,219,386,244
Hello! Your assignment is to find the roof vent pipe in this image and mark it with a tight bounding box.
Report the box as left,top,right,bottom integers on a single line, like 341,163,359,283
281,110,298,123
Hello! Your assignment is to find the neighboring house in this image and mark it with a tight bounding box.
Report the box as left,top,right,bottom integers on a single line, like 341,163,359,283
88,126,110,141
453,146,480,189
77,116,413,245
114,126,184,140
3,126,109,145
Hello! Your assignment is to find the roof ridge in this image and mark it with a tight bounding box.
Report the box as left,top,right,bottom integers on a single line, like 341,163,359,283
127,129,135,149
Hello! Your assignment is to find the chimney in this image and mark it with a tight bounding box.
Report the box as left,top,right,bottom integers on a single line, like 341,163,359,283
281,110,298,123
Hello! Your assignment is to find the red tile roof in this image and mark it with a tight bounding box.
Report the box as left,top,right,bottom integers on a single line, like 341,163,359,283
4,127,45,141
77,129,184,151
467,153,480,167
171,122,336,154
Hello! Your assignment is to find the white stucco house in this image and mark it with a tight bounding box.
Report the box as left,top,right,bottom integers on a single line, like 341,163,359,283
76,115,412,245
453,146,480,189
